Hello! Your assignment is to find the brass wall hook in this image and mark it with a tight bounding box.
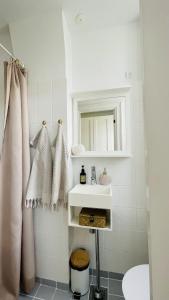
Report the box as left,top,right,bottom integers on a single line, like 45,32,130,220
58,119,63,125
42,120,47,126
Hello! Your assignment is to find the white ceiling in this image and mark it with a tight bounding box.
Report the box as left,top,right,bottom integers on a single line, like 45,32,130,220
62,0,140,31
0,0,139,31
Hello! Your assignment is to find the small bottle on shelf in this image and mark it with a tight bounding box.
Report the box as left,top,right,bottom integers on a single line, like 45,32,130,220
99,168,111,185
80,165,86,184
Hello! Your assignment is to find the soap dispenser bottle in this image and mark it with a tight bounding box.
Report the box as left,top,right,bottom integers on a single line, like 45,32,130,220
99,168,111,185
80,165,86,184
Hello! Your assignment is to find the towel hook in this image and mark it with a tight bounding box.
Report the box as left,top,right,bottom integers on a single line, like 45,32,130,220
58,119,63,125
42,120,47,126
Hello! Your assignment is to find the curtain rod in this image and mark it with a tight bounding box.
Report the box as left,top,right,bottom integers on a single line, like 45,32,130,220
0,42,24,67
0,42,16,60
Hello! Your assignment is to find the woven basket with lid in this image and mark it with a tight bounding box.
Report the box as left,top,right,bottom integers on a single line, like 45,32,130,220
79,208,107,228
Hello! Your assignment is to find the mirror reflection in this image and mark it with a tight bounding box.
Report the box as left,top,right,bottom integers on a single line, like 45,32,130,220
81,109,117,152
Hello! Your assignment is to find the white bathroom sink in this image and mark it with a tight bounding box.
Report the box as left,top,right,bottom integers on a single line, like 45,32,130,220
70,184,112,195
69,184,112,209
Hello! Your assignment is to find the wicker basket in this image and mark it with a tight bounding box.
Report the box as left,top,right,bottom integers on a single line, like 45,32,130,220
79,208,107,228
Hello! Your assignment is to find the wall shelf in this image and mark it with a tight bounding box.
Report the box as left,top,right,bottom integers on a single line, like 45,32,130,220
71,151,131,158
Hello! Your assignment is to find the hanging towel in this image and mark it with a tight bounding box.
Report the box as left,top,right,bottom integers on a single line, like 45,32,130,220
26,126,53,208
52,123,68,209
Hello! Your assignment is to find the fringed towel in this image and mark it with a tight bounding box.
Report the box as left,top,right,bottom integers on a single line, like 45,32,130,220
26,126,53,208
52,123,68,209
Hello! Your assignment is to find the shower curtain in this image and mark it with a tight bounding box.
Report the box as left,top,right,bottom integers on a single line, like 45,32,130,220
0,61,35,299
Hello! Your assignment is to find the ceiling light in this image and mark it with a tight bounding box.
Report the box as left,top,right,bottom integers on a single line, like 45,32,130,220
74,13,85,24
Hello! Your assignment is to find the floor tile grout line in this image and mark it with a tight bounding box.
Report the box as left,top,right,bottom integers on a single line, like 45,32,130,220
92,275,123,283
34,296,45,300
51,287,57,300
109,278,123,282
34,283,41,298
109,294,124,298
20,292,36,298
109,292,124,297
92,275,123,280
33,284,56,300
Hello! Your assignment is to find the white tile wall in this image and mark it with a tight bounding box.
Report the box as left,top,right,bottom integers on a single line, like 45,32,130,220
28,79,69,283
9,12,70,284
71,83,148,272
70,22,148,274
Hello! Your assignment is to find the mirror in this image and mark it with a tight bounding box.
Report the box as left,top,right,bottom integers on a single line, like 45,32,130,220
72,87,131,156
80,102,121,152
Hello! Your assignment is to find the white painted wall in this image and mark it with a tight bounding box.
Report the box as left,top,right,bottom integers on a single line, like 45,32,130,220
0,26,13,151
70,22,148,273
71,22,142,92
142,0,169,298
9,11,69,283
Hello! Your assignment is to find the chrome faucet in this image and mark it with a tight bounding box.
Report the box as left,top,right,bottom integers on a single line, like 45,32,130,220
91,166,97,185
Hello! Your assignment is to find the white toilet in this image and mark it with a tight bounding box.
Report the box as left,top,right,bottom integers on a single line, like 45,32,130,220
122,264,150,300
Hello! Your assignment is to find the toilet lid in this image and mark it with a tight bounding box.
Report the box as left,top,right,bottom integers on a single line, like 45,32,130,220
122,265,150,300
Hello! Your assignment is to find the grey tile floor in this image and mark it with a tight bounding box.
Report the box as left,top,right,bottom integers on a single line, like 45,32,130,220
19,276,124,300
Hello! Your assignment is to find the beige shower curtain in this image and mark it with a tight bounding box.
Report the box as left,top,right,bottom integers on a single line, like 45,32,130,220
0,61,35,300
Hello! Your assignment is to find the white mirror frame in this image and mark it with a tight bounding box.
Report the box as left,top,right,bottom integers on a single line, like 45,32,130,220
72,86,131,157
